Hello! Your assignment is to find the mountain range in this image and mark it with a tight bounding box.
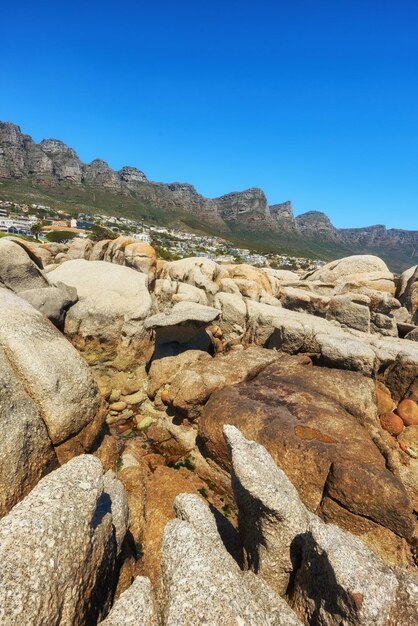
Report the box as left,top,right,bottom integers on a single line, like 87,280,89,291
0,121,417,271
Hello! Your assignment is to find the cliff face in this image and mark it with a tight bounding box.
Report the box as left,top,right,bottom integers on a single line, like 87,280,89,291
0,121,417,269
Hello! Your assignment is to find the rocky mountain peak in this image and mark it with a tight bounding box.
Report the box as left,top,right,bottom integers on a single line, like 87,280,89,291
40,138,78,158
0,120,417,271
119,165,148,184
215,187,270,222
270,200,296,228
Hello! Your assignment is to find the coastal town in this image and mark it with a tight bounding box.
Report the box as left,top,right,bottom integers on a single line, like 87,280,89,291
0,199,324,272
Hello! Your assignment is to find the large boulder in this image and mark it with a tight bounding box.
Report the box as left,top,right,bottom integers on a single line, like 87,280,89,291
222,263,274,300
305,255,395,294
65,237,94,261
49,259,153,367
145,301,220,358
160,257,225,294
18,283,78,328
141,464,216,585
4,236,53,268
0,345,57,517
124,241,157,283
246,300,378,374
0,289,102,446
0,238,76,327
0,238,49,292
200,355,415,564
103,236,134,265
214,291,247,340
0,456,128,626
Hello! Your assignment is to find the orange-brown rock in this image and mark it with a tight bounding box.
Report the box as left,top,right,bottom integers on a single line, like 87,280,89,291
380,412,404,436
325,461,414,540
149,347,282,421
396,399,418,426
199,355,414,563
54,401,107,464
375,382,395,415
140,465,210,584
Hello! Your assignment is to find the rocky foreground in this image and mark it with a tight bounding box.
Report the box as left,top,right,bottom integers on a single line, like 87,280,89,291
1,234,418,625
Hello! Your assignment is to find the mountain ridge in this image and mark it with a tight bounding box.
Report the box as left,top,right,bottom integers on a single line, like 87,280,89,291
0,121,417,271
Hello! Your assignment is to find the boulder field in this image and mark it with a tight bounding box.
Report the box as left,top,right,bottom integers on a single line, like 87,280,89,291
0,235,418,624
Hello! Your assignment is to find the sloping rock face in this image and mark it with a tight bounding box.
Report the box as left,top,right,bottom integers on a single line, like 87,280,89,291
0,344,57,517
149,346,283,421
0,456,128,626
160,493,303,625
0,287,104,515
199,355,415,565
224,426,418,626
99,576,158,626
0,289,102,445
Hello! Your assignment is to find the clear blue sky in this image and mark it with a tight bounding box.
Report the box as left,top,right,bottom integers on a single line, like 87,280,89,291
1,0,417,229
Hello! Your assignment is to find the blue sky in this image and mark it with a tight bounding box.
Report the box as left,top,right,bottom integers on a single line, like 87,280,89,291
1,0,417,229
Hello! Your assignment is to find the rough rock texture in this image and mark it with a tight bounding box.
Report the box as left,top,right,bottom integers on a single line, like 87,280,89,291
145,301,220,330
0,289,101,444
0,455,128,626
160,493,303,625
0,238,50,292
18,283,78,327
0,346,57,517
305,255,395,294
160,257,225,295
149,346,282,420
141,464,213,585
50,259,153,366
398,265,418,324
225,426,418,626
224,424,309,594
124,242,157,283
200,355,414,564
0,238,78,326
99,577,158,626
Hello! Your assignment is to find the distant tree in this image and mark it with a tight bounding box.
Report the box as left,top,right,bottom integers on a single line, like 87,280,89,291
89,225,118,242
30,222,43,240
45,230,77,243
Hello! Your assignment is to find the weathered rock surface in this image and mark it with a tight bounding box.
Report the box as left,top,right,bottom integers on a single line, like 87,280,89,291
149,346,282,420
160,493,303,625
99,576,158,626
145,301,220,330
0,345,57,517
141,464,214,585
0,455,128,626
398,265,418,324
200,355,415,564
0,238,77,326
0,289,101,444
224,426,418,626
18,283,78,327
305,255,395,294
0,238,49,291
50,259,153,366
224,424,309,595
